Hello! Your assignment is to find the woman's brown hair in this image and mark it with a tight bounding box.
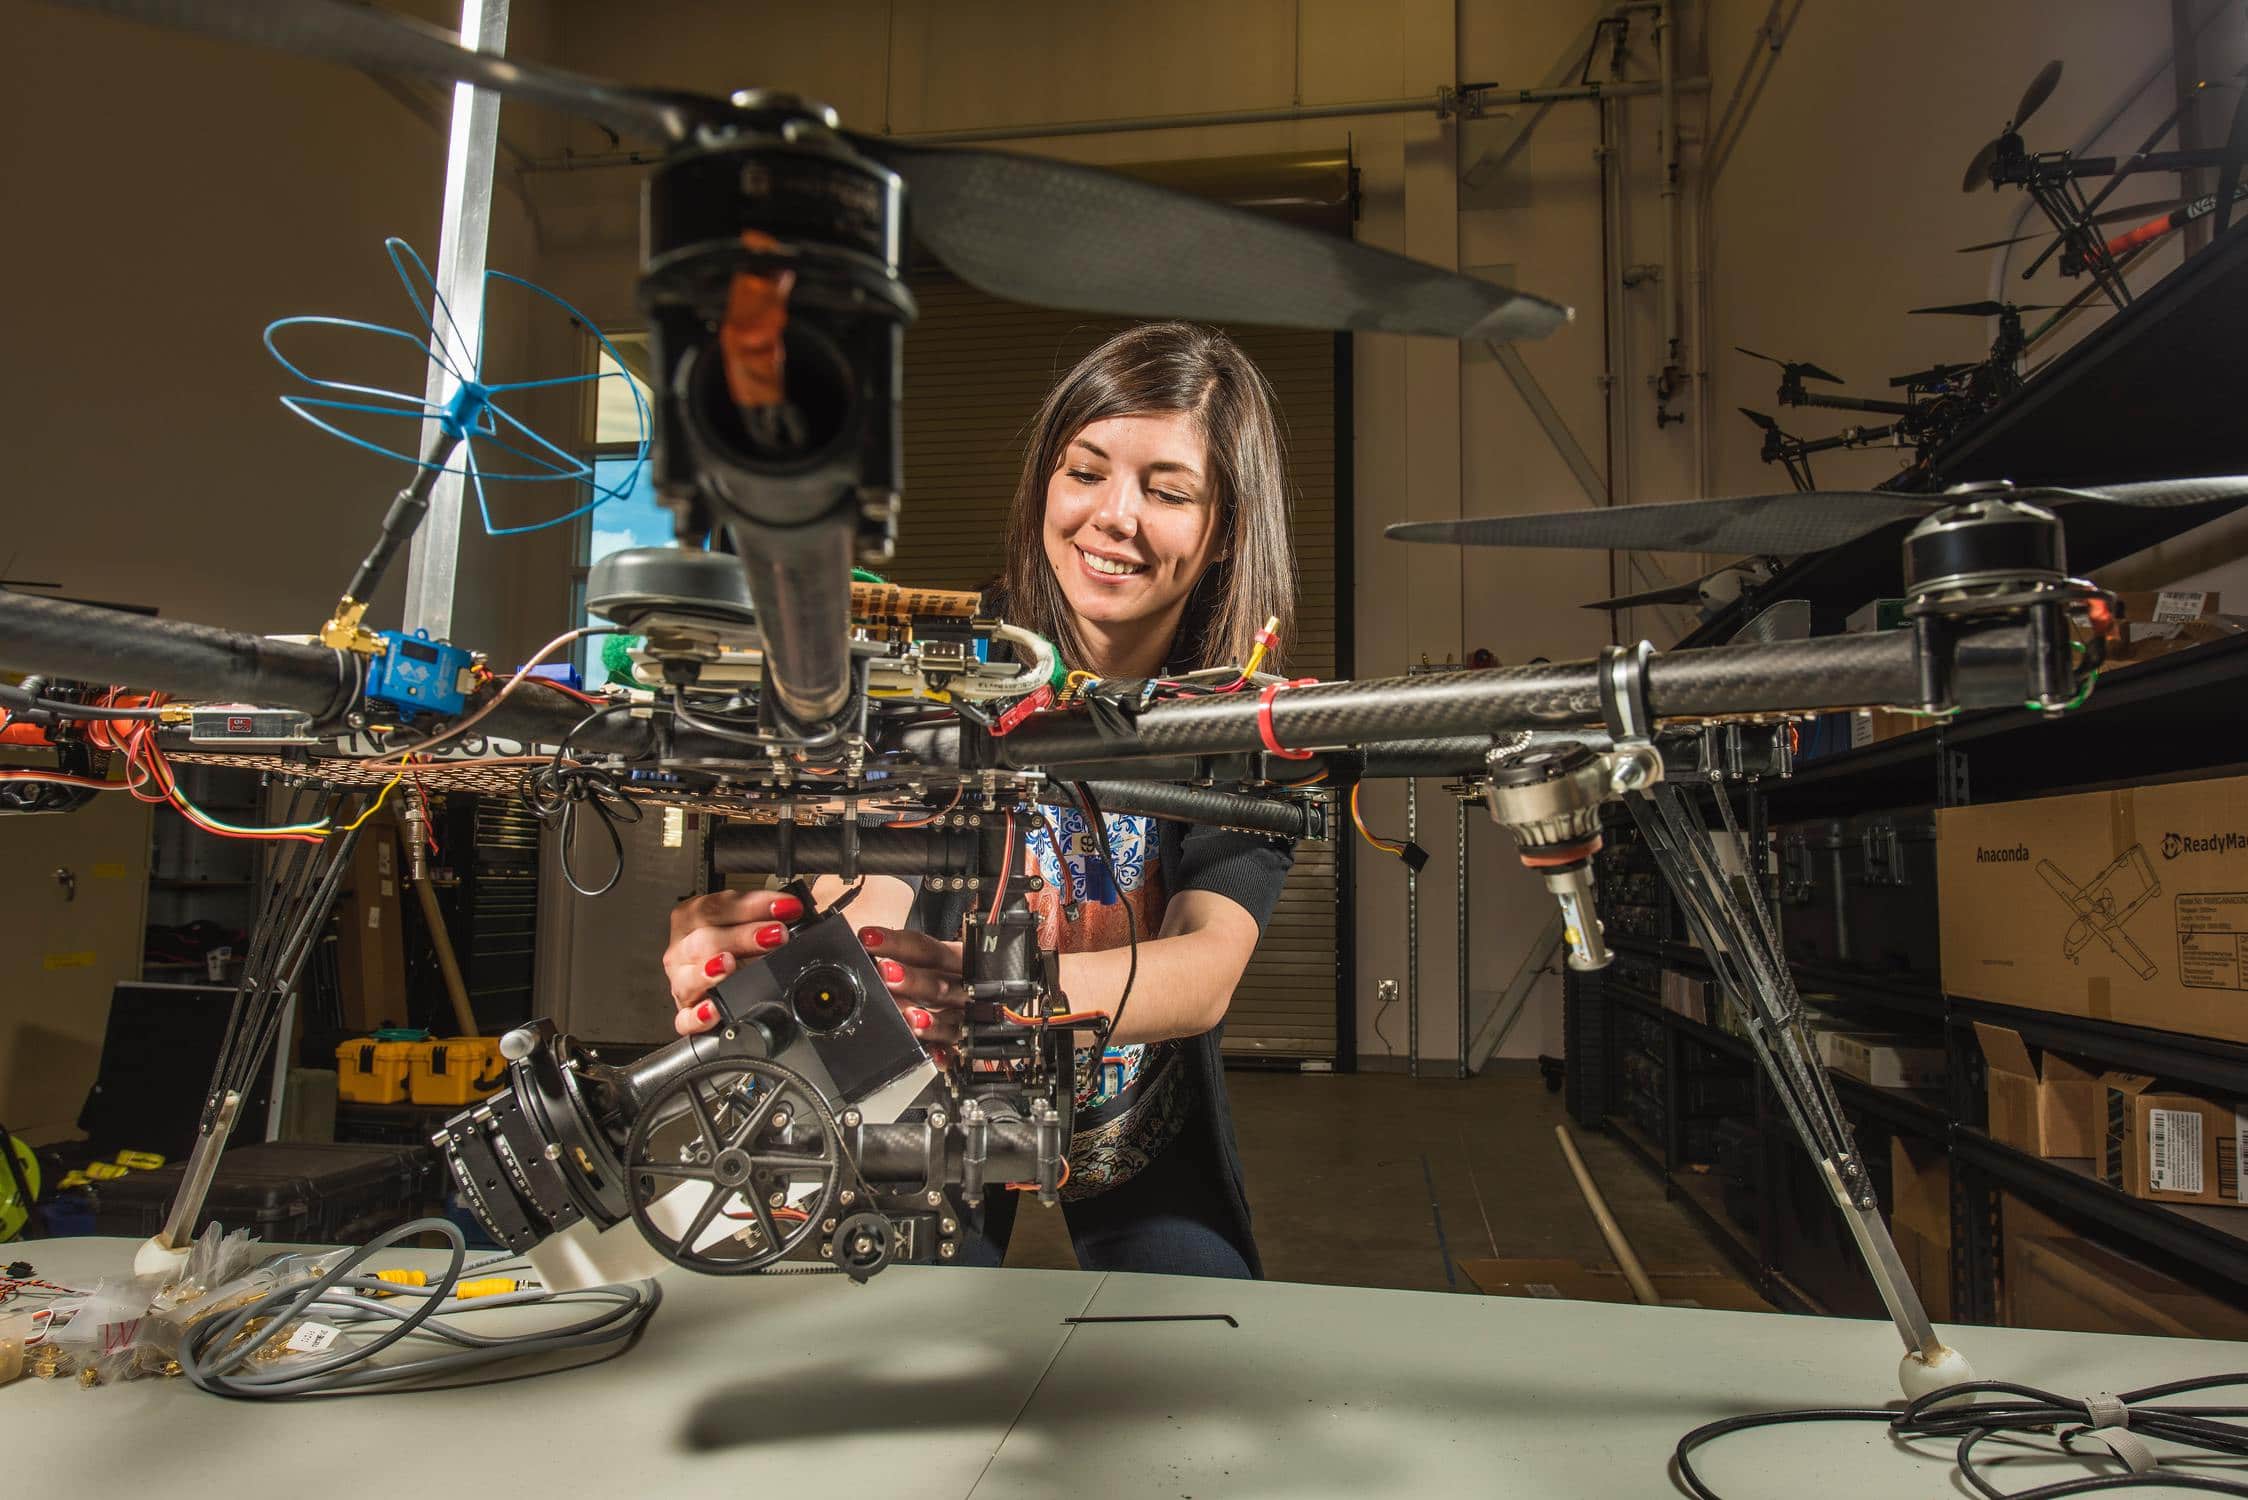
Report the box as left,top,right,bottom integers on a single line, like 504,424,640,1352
997,322,1296,674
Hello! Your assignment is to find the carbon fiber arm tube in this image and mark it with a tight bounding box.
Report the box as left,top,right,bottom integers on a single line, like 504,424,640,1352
852,1120,1037,1184
0,589,694,759
712,823,983,877
992,630,1938,771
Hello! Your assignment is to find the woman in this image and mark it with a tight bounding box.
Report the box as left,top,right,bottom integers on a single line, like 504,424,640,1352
662,322,1299,1278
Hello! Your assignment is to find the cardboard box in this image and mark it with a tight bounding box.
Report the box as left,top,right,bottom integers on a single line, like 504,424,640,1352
1456,1258,1773,1313
1938,773,2248,1045
2101,1077,2246,1208
2002,1195,2248,1338
1819,1030,1946,1091
333,826,407,1032
1973,1022,2100,1158
1848,707,1926,749
1889,1136,1950,1321
1661,969,1714,1025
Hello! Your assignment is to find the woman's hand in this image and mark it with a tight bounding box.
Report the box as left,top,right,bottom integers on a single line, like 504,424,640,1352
859,926,966,1046
662,889,805,1036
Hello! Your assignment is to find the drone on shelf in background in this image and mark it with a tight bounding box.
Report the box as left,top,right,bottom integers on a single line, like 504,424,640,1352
1731,302,2043,491
1962,57,2248,312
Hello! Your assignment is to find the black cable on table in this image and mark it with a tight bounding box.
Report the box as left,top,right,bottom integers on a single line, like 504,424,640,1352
1674,1375,2248,1499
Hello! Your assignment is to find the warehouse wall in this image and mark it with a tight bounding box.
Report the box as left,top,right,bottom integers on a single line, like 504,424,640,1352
1,0,579,670
10,0,2236,1076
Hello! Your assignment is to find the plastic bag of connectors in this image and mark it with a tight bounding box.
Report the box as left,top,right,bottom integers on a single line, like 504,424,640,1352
44,1277,158,1387
142,1246,349,1382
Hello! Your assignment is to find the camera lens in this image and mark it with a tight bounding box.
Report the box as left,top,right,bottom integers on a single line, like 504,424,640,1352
790,962,862,1035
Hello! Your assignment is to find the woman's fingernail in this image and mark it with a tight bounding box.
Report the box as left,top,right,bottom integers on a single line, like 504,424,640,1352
695,1000,716,1025
703,954,730,978
906,1007,932,1030
754,923,787,949
880,958,906,985
771,895,805,921
859,927,884,948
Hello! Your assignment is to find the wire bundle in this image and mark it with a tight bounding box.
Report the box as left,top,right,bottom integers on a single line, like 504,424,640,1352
1676,1373,2248,1499
177,1218,659,1398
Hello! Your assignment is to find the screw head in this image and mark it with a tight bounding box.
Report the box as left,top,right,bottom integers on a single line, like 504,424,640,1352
839,1189,855,1205
941,1218,957,1233
821,1217,838,1233
771,1111,791,1129
842,1110,861,1127
820,1243,834,1257
926,1190,943,1207
939,1243,956,1259
768,1191,786,1207
543,1142,562,1161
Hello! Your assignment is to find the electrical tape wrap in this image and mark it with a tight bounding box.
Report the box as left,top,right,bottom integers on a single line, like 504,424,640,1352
1044,781,1315,837
0,591,360,722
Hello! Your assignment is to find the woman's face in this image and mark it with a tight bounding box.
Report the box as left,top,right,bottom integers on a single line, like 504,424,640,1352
1041,411,1224,657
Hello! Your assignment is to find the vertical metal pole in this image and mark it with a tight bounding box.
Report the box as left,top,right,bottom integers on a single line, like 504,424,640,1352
1406,777,1420,1078
1456,794,1470,1078
402,0,511,643
263,991,294,1141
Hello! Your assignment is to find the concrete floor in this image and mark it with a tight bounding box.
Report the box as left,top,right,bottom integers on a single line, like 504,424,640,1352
1005,1062,1739,1294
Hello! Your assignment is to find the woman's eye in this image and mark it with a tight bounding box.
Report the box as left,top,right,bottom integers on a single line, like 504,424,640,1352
1153,490,1192,506
1066,469,1102,484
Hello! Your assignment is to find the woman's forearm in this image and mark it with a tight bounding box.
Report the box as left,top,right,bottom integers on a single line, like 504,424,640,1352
1053,891,1263,1045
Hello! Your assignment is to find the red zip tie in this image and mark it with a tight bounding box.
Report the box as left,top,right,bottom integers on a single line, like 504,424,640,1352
1257,680,1315,760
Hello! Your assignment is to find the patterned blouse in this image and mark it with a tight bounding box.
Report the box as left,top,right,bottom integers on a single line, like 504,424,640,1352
1024,806,1189,1200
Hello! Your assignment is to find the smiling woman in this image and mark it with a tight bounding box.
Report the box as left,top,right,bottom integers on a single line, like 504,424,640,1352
662,322,1304,1279
1002,321,1296,682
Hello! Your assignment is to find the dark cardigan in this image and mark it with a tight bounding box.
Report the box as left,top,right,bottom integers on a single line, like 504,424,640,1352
910,818,1296,1277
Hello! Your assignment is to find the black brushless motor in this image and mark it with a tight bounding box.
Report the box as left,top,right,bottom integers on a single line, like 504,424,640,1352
1900,491,2077,713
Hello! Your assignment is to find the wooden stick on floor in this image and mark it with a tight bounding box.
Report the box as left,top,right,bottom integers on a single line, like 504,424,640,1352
1554,1124,1661,1305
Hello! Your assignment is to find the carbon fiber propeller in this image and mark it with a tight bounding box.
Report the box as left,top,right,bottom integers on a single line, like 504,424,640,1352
57,0,1569,342
1963,58,2063,192
1386,476,2248,557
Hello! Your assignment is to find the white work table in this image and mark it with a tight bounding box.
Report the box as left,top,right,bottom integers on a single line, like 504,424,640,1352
12,1237,2246,1498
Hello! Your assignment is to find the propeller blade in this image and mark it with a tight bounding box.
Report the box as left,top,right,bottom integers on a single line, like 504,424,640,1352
1733,346,1843,383
57,0,720,141
1386,476,2248,559
1962,137,2000,193
1387,492,1936,556
1908,300,2061,316
2014,59,2064,131
1737,407,1781,432
1733,598,1813,644
863,142,1571,340
1582,580,1709,611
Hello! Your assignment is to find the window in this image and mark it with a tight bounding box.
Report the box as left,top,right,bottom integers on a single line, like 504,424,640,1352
574,336,667,676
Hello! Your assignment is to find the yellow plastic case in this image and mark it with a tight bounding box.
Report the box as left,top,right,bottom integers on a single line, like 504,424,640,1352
407,1036,504,1107
336,1038,418,1105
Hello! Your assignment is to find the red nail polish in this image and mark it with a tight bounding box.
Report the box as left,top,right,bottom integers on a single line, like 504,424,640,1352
771,895,805,921
696,1000,716,1024
880,958,906,985
703,954,729,978
906,1007,932,1030
859,927,884,948
754,923,787,949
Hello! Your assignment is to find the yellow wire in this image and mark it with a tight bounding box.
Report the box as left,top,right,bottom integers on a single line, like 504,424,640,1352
1349,784,1405,856
1063,669,1099,701
869,687,953,703
336,772,404,833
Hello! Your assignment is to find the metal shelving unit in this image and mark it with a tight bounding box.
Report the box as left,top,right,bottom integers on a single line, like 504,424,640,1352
1565,636,2248,1326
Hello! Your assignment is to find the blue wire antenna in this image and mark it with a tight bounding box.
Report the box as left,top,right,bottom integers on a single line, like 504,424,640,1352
266,237,650,537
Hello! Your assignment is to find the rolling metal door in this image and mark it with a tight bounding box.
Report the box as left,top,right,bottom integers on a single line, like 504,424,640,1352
896,279,1342,1064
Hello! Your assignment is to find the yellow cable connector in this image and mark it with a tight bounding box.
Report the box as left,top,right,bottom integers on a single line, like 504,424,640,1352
114,1150,166,1170
319,598,384,655
370,1268,428,1295
453,1278,521,1300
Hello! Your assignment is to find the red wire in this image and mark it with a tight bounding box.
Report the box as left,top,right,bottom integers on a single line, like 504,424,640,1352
524,676,606,707
0,772,125,789
985,809,1013,927
886,784,962,830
